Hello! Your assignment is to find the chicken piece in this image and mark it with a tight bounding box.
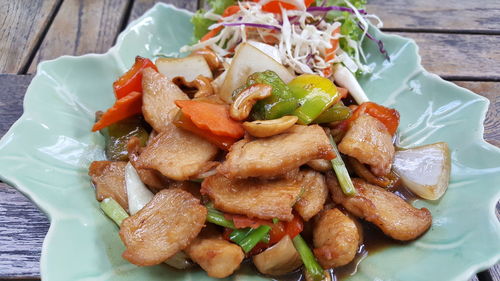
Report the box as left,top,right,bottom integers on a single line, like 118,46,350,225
294,170,329,221
89,161,128,210
119,189,206,266
185,227,244,278
201,173,303,221
306,159,332,172
313,208,361,268
338,115,394,176
127,137,170,192
218,125,334,179
136,124,218,181
327,175,432,241
141,68,188,132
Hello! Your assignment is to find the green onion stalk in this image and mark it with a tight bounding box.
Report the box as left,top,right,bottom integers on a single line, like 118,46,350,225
100,198,129,226
292,234,325,281
329,135,357,196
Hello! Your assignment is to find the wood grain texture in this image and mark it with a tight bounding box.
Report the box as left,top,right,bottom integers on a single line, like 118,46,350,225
390,32,500,80
27,0,131,74
0,183,49,278
454,82,500,147
128,0,197,22
0,0,60,73
0,74,32,136
367,0,500,33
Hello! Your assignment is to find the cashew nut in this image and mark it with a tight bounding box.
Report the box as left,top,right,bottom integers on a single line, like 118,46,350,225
173,75,214,98
230,83,272,121
243,116,298,138
191,48,222,71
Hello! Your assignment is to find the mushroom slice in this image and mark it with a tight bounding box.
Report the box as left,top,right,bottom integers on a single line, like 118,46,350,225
119,189,206,266
253,235,303,276
156,55,213,82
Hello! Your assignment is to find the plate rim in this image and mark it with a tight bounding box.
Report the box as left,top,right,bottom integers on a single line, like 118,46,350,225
0,2,498,280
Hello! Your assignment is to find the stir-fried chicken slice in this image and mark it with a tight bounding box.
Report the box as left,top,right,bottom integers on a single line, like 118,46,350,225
141,68,188,132
89,161,128,210
201,173,303,221
313,208,361,268
306,159,332,172
327,175,432,241
338,115,394,176
127,137,170,192
185,227,244,278
218,125,334,179
119,189,206,266
294,170,329,221
136,124,218,181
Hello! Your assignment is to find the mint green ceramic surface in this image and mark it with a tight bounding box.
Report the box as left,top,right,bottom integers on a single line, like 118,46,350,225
0,3,498,281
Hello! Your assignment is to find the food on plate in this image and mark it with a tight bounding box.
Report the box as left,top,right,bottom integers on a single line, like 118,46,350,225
88,0,451,279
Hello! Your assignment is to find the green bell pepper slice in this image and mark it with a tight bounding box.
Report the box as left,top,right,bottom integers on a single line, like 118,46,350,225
100,115,149,161
233,70,298,120
312,102,352,124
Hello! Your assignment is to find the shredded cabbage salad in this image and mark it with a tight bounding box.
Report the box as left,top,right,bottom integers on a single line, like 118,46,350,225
182,0,387,78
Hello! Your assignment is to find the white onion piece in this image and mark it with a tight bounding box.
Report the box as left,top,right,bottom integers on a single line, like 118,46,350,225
247,40,282,63
124,162,154,215
332,64,369,104
392,142,451,200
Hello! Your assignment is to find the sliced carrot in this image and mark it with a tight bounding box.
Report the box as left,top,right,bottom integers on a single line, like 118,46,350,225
253,0,315,13
173,111,236,150
92,91,142,132
113,56,157,99
175,100,245,138
324,26,341,63
200,6,240,42
222,5,241,17
201,26,223,42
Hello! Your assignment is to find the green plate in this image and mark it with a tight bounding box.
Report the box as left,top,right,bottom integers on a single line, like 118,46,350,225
0,3,498,281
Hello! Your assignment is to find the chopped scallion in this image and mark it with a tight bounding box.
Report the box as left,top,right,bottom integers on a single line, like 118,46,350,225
100,198,129,226
292,234,325,281
329,135,356,196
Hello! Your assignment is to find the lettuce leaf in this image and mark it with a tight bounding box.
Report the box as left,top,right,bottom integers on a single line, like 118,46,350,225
192,9,216,42
317,0,367,57
208,0,236,14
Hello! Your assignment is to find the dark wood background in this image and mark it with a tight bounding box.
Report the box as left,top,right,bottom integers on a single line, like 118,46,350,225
0,0,498,280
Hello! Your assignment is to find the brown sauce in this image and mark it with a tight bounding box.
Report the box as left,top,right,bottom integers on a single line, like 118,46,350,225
269,184,417,281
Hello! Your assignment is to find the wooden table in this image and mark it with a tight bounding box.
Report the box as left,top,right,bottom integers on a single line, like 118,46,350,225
0,0,498,280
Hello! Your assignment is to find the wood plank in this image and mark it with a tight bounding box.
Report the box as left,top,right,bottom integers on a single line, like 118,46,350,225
0,0,60,74
454,82,500,148
0,75,32,136
367,0,500,33
0,183,49,278
390,32,500,80
128,0,197,23
27,0,131,74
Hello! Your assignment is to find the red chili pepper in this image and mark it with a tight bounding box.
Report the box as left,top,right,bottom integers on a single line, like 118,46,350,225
113,56,157,99
349,102,400,135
